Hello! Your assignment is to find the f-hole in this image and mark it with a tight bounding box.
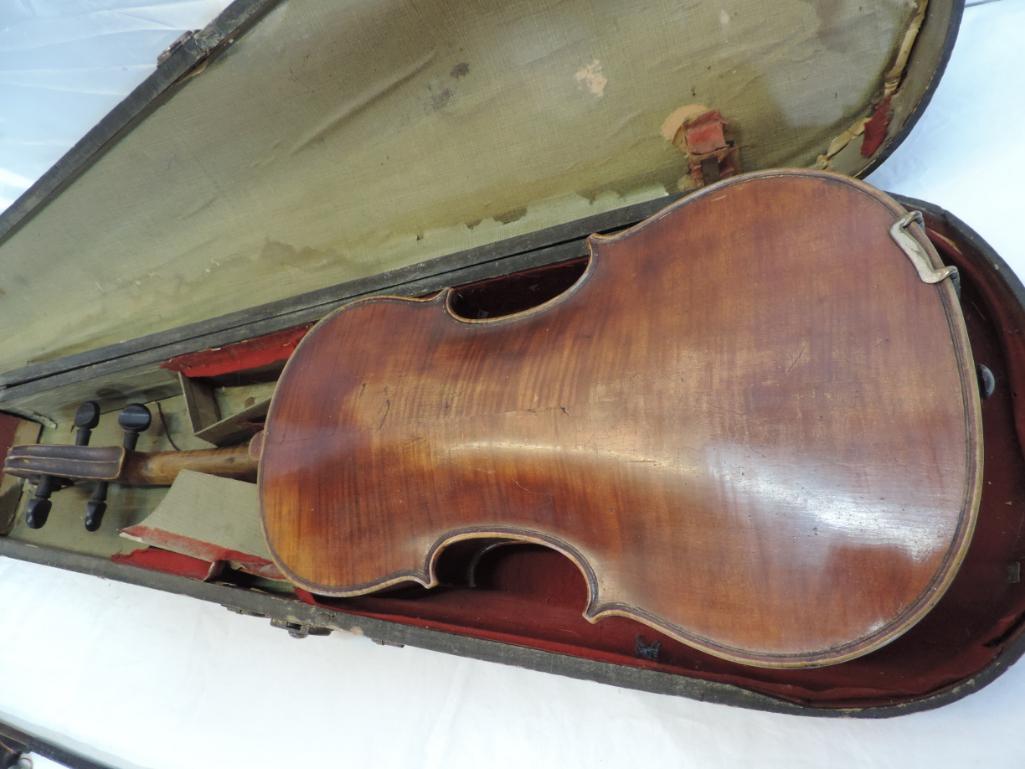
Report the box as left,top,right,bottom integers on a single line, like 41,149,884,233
445,257,589,320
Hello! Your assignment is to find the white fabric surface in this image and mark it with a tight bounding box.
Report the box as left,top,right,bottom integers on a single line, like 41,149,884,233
0,0,231,211
2,1,1025,766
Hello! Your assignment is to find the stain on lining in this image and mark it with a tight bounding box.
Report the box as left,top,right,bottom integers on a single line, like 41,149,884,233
574,59,607,97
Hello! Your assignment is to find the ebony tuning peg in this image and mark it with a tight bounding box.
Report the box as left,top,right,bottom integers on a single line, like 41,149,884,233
84,481,108,533
25,478,55,529
85,403,152,532
74,400,101,446
118,403,152,450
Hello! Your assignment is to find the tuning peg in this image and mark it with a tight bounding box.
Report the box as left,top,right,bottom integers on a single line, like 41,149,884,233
73,401,101,446
25,481,54,529
118,403,152,451
84,482,108,533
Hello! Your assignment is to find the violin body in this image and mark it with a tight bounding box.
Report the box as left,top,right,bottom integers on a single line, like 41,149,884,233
259,170,981,668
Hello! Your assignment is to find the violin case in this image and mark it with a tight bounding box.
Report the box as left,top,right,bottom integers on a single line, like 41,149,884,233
1,0,1022,716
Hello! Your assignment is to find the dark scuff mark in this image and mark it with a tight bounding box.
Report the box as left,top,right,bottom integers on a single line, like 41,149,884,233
635,636,661,661
430,86,453,110
495,207,527,225
291,49,437,155
450,62,470,79
176,194,217,222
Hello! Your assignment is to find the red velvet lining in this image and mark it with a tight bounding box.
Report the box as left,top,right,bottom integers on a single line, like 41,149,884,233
112,547,220,580
160,262,593,383
119,524,283,580
861,96,893,158
140,218,1025,709
161,325,313,378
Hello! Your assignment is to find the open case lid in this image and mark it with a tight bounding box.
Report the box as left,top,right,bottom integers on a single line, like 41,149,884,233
0,0,961,399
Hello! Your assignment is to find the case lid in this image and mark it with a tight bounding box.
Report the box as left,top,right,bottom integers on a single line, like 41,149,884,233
0,0,960,383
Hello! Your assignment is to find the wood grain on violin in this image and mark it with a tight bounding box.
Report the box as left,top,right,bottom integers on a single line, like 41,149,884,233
259,170,982,668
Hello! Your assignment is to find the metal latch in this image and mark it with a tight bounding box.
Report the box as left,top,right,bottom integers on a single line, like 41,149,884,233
889,211,959,287
0,735,26,769
270,618,332,639
157,30,195,65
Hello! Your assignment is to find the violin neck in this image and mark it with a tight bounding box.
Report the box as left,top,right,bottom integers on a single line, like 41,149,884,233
121,444,258,486
3,440,260,487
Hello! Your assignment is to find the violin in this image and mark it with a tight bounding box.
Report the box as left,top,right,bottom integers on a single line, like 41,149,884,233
5,170,980,669
259,170,981,669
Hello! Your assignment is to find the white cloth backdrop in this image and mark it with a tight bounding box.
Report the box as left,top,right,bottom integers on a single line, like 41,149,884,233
1,1,1024,766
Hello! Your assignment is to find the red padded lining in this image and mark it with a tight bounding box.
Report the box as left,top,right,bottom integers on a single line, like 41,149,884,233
161,325,313,378
159,262,589,377
143,218,1025,709
861,96,893,158
113,546,220,580
119,524,284,580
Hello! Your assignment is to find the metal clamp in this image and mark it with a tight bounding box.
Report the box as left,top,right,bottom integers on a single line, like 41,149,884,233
270,618,332,639
889,211,959,286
